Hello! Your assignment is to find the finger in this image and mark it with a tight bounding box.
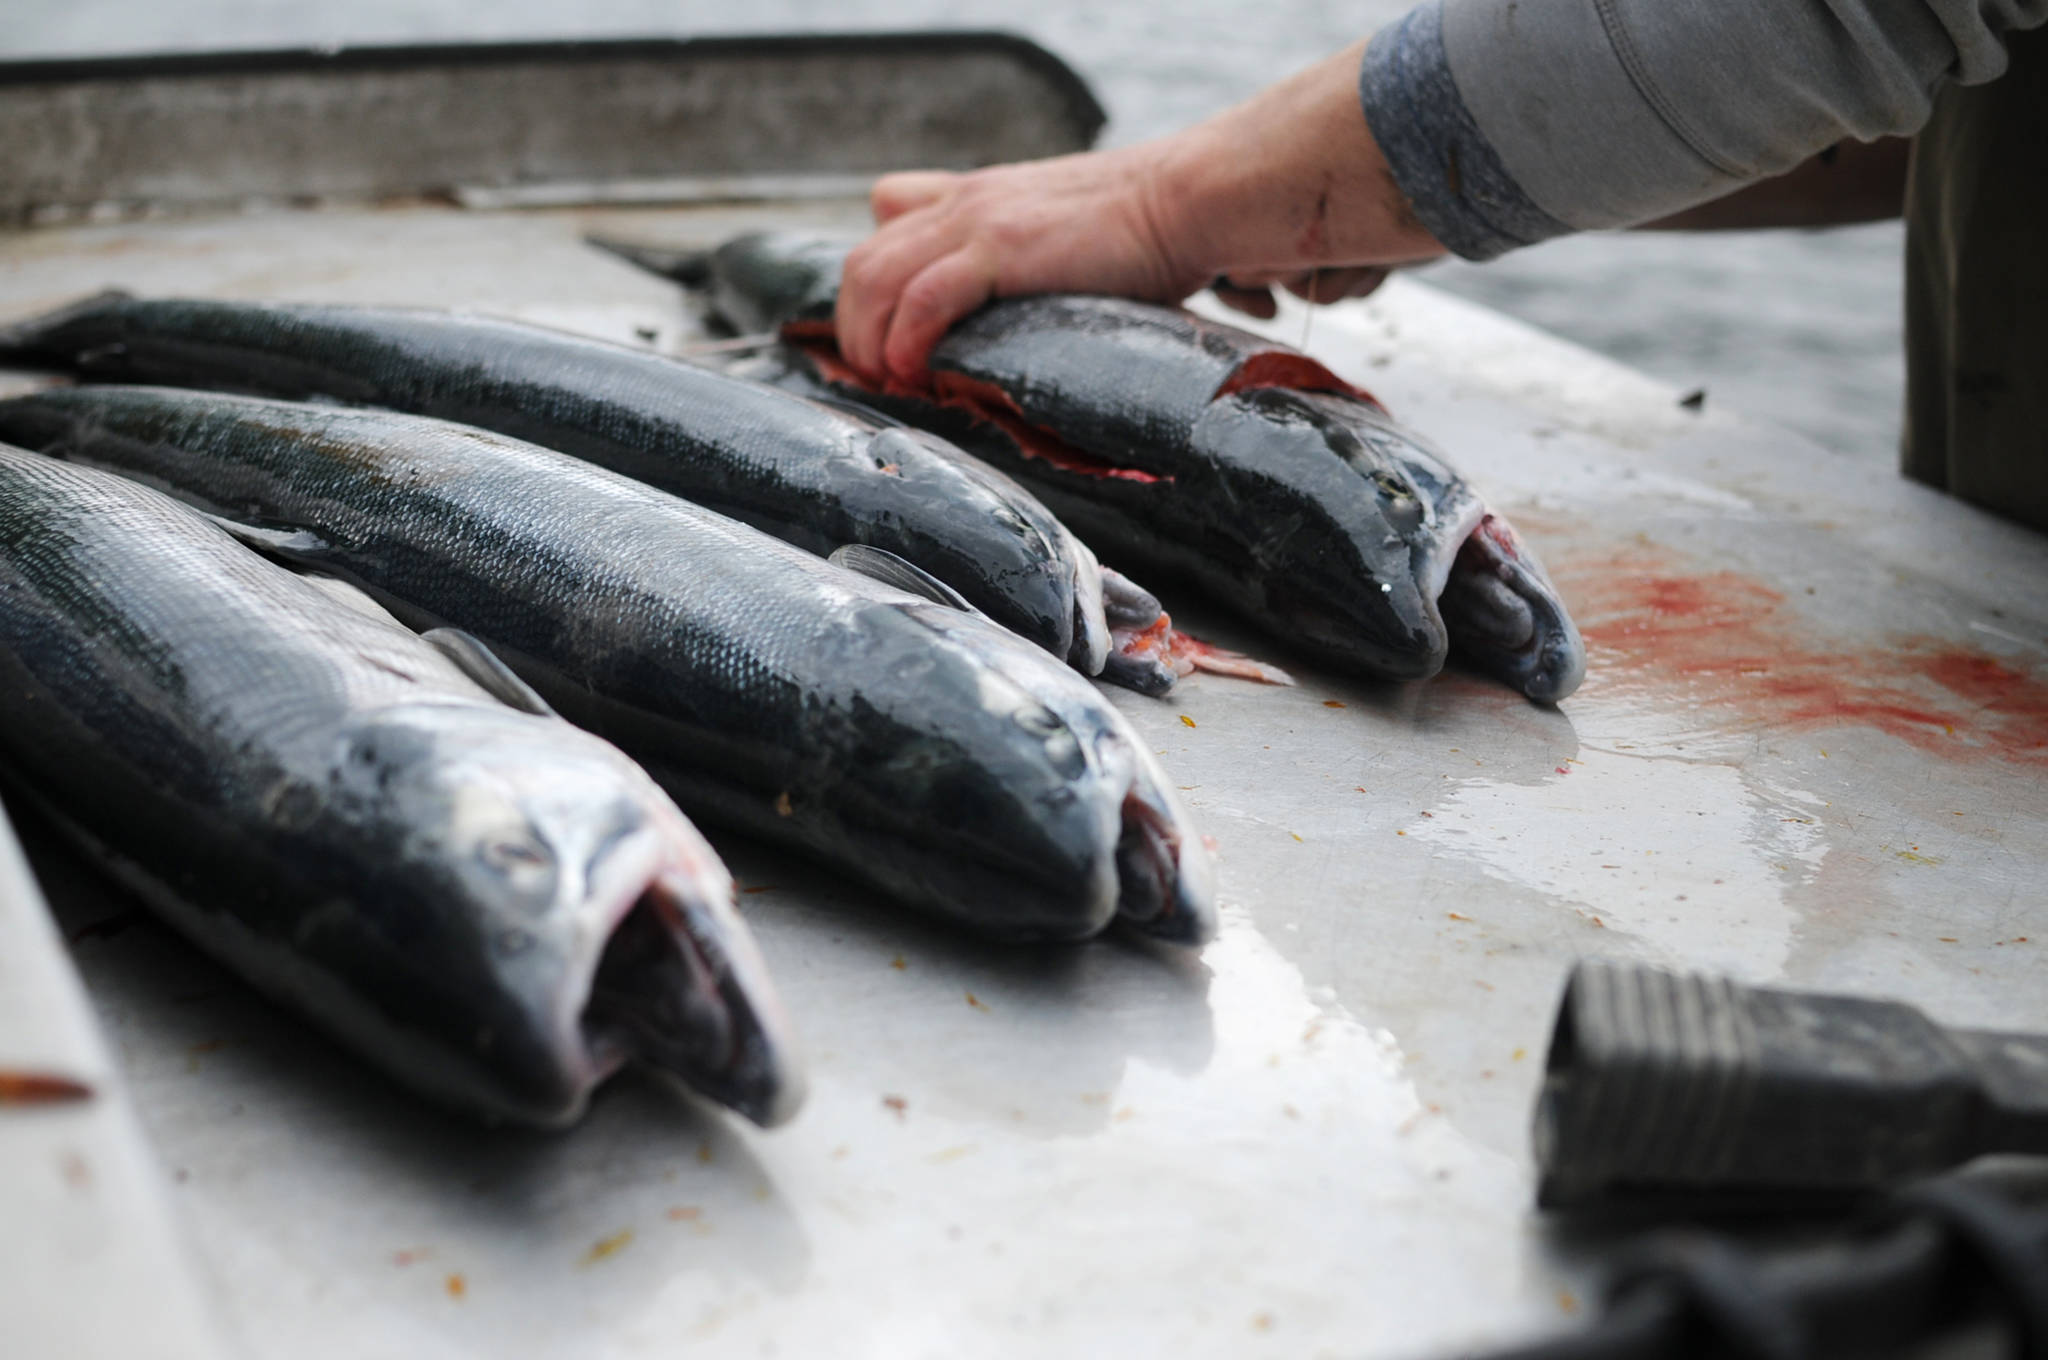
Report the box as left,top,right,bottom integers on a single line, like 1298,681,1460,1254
871,170,960,224
1215,267,1289,288
1209,279,1278,320
837,212,964,379
1347,267,1392,301
883,246,997,382
1285,266,1391,304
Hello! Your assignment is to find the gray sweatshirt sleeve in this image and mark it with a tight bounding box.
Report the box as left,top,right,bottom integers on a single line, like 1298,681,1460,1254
1360,0,2048,259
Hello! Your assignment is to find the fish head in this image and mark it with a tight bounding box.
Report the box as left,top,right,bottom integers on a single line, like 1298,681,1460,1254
892,606,1217,945
1193,388,1484,680
853,423,1109,671
1112,748,1218,945
832,617,1121,939
1312,398,1489,603
1439,513,1587,703
1272,395,1583,702
328,702,803,1128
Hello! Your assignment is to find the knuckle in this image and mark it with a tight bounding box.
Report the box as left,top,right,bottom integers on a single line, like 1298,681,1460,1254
870,170,925,204
841,241,879,290
987,214,1038,253
899,270,953,321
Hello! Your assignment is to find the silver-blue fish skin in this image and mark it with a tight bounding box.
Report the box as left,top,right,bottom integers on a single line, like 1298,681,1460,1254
0,387,1218,947
0,291,1114,678
0,443,802,1128
678,231,1587,703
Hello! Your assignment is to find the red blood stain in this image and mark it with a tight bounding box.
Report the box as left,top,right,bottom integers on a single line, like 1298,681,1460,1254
784,328,1165,484
784,320,1392,479
1213,351,1384,410
927,368,1166,484
1477,513,1527,558
1115,614,1176,665
1562,549,2048,762
0,1070,93,1104
1111,614,1293,685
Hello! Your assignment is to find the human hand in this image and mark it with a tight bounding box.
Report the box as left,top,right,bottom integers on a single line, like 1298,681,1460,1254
835,40,1445,382
836,146,1206,383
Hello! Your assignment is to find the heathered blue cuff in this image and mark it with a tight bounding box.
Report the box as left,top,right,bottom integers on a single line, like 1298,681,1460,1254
1358,1,1574,261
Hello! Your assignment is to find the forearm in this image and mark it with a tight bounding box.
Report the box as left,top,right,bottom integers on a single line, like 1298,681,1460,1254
1367,0,2048,260
1148,41,1444,282
836,43,1446,379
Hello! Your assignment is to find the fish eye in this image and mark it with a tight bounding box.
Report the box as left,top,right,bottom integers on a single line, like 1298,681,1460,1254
1371,469,1415,501
481,834,553,874
1012,703,1067,741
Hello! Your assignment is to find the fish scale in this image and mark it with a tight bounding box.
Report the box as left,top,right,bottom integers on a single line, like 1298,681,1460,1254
0,458,426,759
0,442,801,1129
0,386,1217,946
0,292,1116,678
671,230,1588,703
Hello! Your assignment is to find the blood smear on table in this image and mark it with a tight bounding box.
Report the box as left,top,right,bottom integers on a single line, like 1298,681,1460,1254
1560,546,2048,762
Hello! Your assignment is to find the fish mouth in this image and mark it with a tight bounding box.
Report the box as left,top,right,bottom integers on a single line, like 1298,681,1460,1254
1419,493,1491,609
1438,513,1587,704
1065,537,1111,676
1112,775,1218,946
580,867,806,1128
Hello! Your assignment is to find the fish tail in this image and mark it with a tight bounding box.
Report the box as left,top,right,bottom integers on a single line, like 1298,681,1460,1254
0,289,133,366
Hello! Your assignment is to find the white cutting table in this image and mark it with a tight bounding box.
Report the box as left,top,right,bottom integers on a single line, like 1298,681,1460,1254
2,199,2043,1360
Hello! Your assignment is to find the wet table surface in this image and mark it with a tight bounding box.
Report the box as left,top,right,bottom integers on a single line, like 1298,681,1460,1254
2,199,2043,1360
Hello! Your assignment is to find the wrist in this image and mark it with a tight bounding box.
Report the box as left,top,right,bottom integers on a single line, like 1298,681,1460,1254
1146,43,1444,281
1136,123,1239,286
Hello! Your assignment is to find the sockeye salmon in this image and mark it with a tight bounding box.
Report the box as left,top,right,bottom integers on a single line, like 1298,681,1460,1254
0,292,1133,684
0,444,801,1128
604,231,1586,703
0,387,1216,946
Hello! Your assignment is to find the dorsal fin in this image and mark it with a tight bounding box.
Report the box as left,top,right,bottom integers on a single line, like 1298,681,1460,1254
420,628,556,716
828,544,982,616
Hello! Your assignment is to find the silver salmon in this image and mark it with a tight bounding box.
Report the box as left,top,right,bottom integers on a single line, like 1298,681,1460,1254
0,292,1137,682
0,386,1217,946
0,444,802,1128
623,231,1586,703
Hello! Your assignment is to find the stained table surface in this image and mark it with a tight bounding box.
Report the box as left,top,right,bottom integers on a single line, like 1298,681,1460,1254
2,198,2042,1360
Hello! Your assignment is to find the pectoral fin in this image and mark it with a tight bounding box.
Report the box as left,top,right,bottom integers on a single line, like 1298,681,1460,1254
828,544,986,618
421,628,556,717
203,512,330,559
